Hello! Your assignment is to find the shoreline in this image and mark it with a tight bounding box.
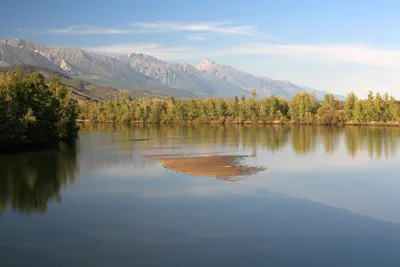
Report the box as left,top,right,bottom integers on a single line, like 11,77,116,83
76,120,400,127
0,139,76,155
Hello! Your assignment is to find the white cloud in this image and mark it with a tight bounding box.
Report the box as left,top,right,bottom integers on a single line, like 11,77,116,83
86,41,400,69
188,34,207,41
44,21,261,37
85,43,209,61
87,43,161,54
219,43,400,68
130,21,259,36
45,25,134,35
43,22,400,69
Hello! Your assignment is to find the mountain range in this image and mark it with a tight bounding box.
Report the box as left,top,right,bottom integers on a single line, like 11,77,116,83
0,64,167,102
0,38,343,100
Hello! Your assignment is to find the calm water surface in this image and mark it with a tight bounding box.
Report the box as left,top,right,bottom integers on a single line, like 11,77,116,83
1,125,400,267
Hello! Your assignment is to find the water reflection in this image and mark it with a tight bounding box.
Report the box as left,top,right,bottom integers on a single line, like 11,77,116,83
2,125,400,267
291,126,318,155
344,127,399,159
2,125,400,215
76,124,400,224
0,143,78,215
80,124,400,159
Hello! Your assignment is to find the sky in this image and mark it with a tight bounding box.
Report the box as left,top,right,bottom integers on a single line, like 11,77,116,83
1,0,400,97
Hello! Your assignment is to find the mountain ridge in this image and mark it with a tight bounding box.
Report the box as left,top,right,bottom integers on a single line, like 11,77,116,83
116,53,247,97
0,38,343,100
0,64,166,101
0,38,197,98
196,57,345,100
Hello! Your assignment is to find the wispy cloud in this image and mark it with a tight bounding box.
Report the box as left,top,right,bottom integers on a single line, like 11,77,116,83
87,41,400,68
45,21,261,36
219,43,400,68
188,34,207,41
54,21,400,68
130,21,259,36
85,43,208,60
45,25,134,35
87,43,161,54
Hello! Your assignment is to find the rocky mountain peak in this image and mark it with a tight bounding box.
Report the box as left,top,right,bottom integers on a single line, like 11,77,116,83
180,62,196,73
124,53,160,63
201,58,215,65
1,38,26,48
197,58,216,71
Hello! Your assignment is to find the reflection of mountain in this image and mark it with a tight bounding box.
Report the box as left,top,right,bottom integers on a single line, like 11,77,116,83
0,143,78,215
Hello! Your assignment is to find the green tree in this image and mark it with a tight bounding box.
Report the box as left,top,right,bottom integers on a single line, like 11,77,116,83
344,92,357,121
0,71,78,152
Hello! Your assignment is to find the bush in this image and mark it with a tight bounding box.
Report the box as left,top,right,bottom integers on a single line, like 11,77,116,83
0,71,79,152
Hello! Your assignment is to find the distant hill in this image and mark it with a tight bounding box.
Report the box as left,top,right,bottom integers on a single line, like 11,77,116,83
0,38,344,100
196,58,345,100
0,65,165,102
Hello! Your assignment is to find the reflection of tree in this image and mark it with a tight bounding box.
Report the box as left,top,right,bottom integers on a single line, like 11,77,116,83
291,126,318,155
0,143,78,215
262,126,290,152
344,127,360,158
344,127,400,159
80,124,400,161
318,126,342,154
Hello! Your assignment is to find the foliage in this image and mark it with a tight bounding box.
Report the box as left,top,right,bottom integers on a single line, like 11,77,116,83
0,71,79,152
78,90,400,125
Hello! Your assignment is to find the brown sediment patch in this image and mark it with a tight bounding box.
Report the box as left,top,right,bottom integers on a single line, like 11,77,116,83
144,152,230,157
132,137,187,142
149,155,266,181
139,147,182,151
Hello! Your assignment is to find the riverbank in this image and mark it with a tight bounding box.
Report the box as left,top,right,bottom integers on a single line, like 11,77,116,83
0,140,76,155
76,120,400,127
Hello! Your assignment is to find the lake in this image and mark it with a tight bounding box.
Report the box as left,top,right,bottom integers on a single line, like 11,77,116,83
1,124,400,267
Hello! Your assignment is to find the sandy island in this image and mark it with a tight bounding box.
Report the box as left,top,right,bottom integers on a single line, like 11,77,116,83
149,155,266,181
139,147,182,151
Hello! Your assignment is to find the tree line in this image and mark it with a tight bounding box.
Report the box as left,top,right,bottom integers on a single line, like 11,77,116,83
0,71,79,152
78,91,400,125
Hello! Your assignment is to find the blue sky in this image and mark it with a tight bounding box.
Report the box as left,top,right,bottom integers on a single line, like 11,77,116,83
2,0,400,97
